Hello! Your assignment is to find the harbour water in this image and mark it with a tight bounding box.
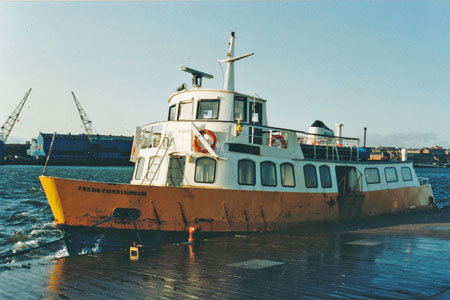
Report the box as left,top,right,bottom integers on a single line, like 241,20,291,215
0,165,449,263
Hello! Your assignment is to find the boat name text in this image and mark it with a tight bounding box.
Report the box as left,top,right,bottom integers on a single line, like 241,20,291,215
78,186,147,196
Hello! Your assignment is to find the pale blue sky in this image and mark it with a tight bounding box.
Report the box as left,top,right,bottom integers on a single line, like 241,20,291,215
1,1,449,148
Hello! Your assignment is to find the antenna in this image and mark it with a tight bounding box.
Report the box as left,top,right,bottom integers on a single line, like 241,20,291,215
219,32,254,92
71,91,94,143
181,66,213,88
0,88,32,143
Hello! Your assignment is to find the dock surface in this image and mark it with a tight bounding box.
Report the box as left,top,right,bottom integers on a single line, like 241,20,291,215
2,208,450,299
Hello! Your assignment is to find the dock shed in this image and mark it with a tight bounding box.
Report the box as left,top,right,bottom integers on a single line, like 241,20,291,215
29,133,133,165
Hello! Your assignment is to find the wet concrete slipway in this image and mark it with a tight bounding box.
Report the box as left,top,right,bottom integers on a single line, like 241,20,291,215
2,208,450,300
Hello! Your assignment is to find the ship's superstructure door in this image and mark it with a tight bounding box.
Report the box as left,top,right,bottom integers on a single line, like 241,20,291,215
335,166,364,220
166,155,186,187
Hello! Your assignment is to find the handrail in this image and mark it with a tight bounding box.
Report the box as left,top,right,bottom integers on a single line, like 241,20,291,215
142,119,360,141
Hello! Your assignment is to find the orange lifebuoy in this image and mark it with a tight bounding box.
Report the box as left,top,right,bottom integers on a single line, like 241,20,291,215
336,143,343,148
193,129,217,153
270,134,287,149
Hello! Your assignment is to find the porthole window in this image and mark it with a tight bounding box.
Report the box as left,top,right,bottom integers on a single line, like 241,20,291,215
385,167,398,183
303,164,318,188
195,157,216,183
134,157,145,180
280,163,295,187
365,168,380,184
261,161,277,186
401,167,412,181
238,159,256,185
319,165,332,188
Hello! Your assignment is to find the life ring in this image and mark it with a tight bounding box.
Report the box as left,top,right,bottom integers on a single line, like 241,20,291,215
193,129,217,153
270,134,287,149
336,143,343,148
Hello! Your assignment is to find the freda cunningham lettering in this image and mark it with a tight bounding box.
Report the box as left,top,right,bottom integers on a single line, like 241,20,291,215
78,186,146,196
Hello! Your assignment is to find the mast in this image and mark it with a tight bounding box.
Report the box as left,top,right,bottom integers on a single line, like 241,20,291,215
219,32,254,92
0,88,32,143
71,91,94,143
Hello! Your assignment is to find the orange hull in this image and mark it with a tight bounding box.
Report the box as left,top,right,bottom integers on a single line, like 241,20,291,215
40,176,434,233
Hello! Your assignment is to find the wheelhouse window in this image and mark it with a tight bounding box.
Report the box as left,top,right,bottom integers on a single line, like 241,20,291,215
303,164,318,188
319,165,332,188
385,167,398,183
197,99,220,119
168,104,176,121
280,163,295,187
134,157,145,180
365,168,380,184
234,96,247,122
401,167,412,181
261,161,277,186
178,101,193,120
238,159,255,185
195,157,216,183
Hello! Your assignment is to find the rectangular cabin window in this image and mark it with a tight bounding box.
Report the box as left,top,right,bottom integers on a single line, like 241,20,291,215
365,168,380,184
401,167,412,181
197,99,220,119
195,157,216,183
261,161,277,186
168,104,176,121
303,164,318,188
134,157,145,180
385,167,398,183
280,163,295,187
234,96,247,122
238,159,256,185
319,165,332,188
178,101,193,120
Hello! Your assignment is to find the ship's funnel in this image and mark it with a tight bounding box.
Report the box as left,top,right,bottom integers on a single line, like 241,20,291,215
219,32,254,92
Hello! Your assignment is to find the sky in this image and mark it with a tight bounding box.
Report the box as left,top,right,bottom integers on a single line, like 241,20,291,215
0,1,449,148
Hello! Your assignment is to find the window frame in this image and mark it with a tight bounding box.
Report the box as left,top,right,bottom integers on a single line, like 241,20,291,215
168,104,176,121
319,165,332,188
385,167,399,183
401,167,413,182
194,157,217,184
238,159,256,186
196,99,220,120
303,164,318,188
177,101,193,120
260,161,277,187
234,96,248,122
365,168,381,184
280,163,296,187
134,157,145,180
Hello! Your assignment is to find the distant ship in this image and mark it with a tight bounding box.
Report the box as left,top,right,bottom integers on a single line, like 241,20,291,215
40,33,435,255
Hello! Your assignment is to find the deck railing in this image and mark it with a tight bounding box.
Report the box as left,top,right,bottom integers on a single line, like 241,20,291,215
138,120,360,161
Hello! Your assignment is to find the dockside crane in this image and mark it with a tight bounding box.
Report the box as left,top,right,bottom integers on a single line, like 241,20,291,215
71,91,95,143
0,88,32,143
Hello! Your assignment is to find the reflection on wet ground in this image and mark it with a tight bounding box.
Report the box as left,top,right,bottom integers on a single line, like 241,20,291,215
2,208,450,299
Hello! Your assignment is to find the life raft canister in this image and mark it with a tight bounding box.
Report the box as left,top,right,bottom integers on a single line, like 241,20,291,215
270,134,287,149
193,129,217,153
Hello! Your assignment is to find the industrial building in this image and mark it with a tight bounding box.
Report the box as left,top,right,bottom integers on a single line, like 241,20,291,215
29,133,133,165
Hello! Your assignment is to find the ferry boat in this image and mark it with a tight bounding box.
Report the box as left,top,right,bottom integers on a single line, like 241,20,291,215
40,33,435,255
